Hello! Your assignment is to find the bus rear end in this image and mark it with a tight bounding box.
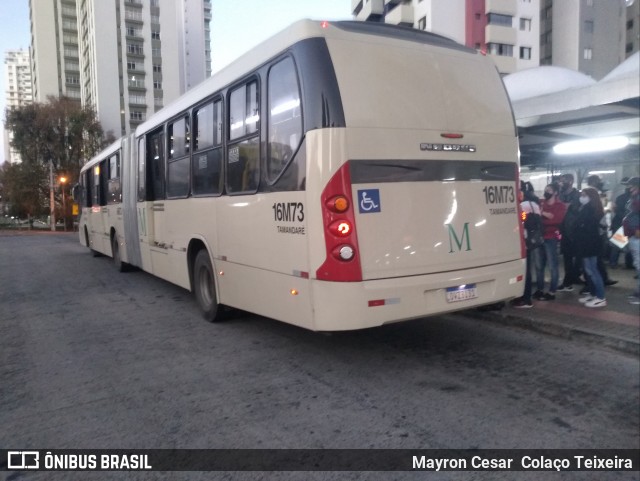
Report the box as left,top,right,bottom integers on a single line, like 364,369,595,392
307,23,524,331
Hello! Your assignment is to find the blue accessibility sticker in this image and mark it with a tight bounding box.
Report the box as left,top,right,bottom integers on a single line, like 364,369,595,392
357,189,381,214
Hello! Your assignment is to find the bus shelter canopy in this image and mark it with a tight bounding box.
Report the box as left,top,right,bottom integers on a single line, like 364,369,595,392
504,52,640,168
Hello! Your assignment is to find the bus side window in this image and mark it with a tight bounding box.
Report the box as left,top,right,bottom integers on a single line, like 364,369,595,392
267,57,303,188
107,152,121,204
99,160,108,206
147,128,166,200
72,183,80,203
92,163,106,207
227,80,260,194
167,114,190,198
192,99,223,196
83,170,92,208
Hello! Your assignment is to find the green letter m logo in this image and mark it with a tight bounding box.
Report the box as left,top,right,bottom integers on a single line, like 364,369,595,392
447,223,471,253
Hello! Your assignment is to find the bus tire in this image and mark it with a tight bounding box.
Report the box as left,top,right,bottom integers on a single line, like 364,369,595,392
111,234,127,272
193,249,220,322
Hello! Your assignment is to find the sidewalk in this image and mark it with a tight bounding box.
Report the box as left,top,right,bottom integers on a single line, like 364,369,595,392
465,265,640,357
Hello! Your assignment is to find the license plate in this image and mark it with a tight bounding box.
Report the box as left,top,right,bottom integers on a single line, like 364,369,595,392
446,284,478,303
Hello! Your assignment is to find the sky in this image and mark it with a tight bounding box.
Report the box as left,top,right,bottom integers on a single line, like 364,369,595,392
0,1,30,164
0,0,352,164
210,0,352,72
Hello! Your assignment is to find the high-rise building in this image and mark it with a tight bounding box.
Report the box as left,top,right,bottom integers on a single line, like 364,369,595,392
351,0,540,74
540,0,630,79
624,0,640,58
469,0,540,73
29,0,82,103
4,49,33,164
29,0,212,139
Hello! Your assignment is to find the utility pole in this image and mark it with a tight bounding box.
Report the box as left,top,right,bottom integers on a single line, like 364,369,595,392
49,159,56,231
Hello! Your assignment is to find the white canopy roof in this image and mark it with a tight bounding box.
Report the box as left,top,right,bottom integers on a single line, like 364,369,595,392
503,53,639,166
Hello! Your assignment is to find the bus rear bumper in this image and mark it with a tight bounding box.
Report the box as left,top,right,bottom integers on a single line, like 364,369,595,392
310,258,525,331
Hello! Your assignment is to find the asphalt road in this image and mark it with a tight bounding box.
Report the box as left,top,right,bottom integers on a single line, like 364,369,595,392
0,232,638,481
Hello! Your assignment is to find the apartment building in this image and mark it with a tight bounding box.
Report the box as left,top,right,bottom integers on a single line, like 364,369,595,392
4,49,33,164
540,0,633,80
351,0,540,74
30,0,81,103
625,0,640,58
30,0,212,139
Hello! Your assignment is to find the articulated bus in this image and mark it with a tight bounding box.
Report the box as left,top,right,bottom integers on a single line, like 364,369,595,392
78,20,525,331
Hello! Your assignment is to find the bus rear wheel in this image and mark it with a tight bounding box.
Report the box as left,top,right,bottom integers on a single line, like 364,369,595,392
111,234,127,272
194,250,220,322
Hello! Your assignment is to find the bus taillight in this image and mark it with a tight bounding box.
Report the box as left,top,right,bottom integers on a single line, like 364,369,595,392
326,195,349,213
329,220,351,236
316,163,363,282
333,244,355,261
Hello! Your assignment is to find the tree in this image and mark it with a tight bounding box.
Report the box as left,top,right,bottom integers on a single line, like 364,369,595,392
5,96,111,186
0,161,48,219
4,102,42,165
3,96,114,223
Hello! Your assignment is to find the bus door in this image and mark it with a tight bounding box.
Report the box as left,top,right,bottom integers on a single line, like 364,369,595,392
145,128,172,280
90,160,108,252
136,136,153,272
79,169,92,247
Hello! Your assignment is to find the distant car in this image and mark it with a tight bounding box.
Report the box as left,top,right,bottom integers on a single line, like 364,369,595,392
32,220,49,229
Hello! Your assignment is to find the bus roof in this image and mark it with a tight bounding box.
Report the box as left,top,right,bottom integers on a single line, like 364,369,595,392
81,138,122,173
134,19,476,137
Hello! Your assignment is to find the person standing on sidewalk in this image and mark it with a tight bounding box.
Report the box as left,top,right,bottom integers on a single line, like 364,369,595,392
586,174,617,289
558,173,582,292
512,181,541,308
575,187,607,308
610,178,632,268
622,177,640,305
534,183,566,301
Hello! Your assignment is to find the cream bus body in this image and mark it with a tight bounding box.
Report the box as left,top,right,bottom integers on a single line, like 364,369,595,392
79,21,524,331
79,140,127,267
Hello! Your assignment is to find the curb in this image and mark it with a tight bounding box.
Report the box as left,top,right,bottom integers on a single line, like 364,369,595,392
458,308,640,358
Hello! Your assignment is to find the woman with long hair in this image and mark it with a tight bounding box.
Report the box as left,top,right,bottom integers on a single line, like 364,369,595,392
574,186,607,308
534,182,566,301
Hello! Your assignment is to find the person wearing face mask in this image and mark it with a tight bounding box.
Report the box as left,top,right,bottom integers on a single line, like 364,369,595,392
584,174,617,290
557,173,583,292
511,181,541,308
533,183,567,301
574,187,607,308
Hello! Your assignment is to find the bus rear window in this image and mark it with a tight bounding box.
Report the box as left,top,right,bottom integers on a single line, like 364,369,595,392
267,57,303,184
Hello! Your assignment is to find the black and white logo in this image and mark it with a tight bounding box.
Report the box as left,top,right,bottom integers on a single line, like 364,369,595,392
8,451,40,469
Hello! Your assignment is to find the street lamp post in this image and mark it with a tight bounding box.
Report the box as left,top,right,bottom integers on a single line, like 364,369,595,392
59,176,68,232
49,160,56,231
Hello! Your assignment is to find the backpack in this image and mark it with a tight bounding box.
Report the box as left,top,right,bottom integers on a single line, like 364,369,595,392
523,202,544,250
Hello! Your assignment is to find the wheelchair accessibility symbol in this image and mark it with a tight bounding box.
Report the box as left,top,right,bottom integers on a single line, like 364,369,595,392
357,189,381,214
